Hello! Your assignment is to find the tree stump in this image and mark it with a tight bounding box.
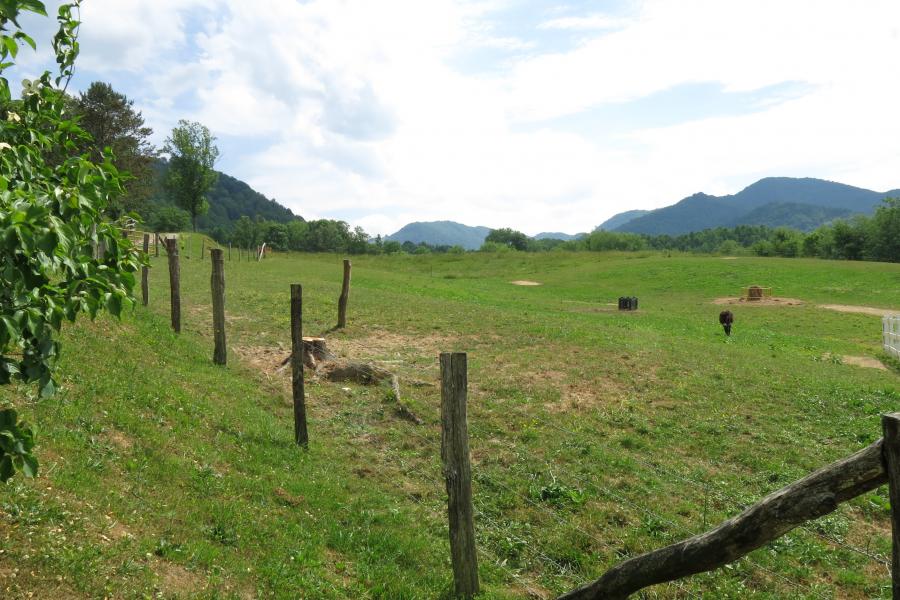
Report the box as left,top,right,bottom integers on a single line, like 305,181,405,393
303,336,329,369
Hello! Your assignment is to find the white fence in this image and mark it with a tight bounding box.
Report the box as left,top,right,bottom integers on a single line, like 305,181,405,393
885,315,900,361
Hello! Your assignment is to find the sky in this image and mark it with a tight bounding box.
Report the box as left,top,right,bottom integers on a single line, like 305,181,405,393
12,0,900,236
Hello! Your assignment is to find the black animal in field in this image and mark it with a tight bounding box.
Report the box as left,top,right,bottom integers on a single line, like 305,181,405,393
719,310,734,336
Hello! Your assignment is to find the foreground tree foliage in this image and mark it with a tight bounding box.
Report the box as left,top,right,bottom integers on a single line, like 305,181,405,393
0,1,141,481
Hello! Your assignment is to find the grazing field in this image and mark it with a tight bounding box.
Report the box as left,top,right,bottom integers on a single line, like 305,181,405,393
2,248,899,599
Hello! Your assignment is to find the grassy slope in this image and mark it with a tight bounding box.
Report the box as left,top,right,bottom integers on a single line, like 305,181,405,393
2,250,899,599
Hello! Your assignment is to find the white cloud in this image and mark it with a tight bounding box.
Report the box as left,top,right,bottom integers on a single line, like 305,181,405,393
538,14,631,31
18,0,900,235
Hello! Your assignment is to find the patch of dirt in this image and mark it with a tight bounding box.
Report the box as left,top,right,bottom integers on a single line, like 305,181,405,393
819,304,899,317
824,353,888,370
541,371,627,414
712,297,804,307
273,487,305,507
510,581,552,599
105,429,133,451
511,280,542,286
104,520,132,542
333,330,453,363
232,344,289,377
720,256,739,260
155,561,206,595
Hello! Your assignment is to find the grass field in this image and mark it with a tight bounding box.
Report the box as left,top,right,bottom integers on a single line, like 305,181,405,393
2,245,899,599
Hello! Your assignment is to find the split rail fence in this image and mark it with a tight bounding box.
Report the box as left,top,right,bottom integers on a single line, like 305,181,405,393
139,242,899,599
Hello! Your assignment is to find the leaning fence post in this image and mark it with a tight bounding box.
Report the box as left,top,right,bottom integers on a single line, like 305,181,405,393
211,249,226,365
883,413,900,599
337,259,351,328
141,233,150,306
291,284,309,447
440,352,479,598
165,238,181,334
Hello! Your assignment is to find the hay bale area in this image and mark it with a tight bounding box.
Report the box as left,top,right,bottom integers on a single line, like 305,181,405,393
744,286,773,301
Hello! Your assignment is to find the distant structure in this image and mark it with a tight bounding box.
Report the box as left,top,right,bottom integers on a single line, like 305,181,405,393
719,310,734,336
744,285,772,301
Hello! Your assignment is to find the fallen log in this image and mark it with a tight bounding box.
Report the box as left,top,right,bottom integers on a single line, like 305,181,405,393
320,361,424,425
557,439,887,600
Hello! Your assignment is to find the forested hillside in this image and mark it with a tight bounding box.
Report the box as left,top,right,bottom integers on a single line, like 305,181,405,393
146,160,298,233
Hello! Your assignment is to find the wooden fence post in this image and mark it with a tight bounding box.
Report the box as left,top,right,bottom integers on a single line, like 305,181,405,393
211,249,226,365
141,233,150,307
154,233,160,257
337,259,351,329
883,413,900,599
228,242,232,261
291,284,309,447
440,352,479,598
201,238,206,260
166,238,181,334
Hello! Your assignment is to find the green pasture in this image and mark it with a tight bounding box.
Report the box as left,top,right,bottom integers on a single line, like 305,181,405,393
2,247,898,598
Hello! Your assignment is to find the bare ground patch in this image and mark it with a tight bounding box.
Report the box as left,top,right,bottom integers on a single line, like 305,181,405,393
511,280,542,286
232,344,289,378
155,561,207,596
713,297,804,307
105,429,133,451
331,330,455,364
819,304,900,317
823,353,888,370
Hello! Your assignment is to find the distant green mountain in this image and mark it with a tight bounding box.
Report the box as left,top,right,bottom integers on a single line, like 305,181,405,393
386,221,492,250
596,210,649,231
615,177,898,235
147,160,299,231
533,231,584,241
728,202,853,231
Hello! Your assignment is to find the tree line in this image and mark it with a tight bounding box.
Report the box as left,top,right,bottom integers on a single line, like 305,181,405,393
477,201,900,263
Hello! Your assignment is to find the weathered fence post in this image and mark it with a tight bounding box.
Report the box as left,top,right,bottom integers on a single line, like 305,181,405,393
155,233,160,257
337,259,351,328
141,233,150,307
883,413,900,599
166,238,181,334
201,238,206,260
291,284,309,447
211,249,226,365
228,242,232,261
440,352,479,598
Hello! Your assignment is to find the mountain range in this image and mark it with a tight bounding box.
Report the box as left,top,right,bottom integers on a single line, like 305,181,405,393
386,221,492,250
607,177,897,235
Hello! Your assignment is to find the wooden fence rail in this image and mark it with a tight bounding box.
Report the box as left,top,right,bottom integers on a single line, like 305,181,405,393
558,414,900,599
885,316,900,361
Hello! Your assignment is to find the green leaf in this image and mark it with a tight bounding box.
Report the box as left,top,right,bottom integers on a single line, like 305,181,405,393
0,456,13,482
21,453,37,478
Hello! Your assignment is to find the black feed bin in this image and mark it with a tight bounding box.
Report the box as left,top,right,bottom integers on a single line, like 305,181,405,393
618,296,639,311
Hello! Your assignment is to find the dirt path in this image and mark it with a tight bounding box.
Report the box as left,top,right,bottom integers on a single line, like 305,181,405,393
712,297,803,307
819,304,900,317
